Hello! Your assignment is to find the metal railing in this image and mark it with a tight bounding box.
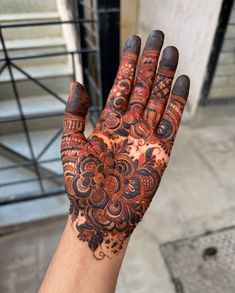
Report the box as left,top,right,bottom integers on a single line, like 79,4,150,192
0,0,120,205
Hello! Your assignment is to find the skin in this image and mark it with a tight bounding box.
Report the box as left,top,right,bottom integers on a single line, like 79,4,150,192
39,30,190,292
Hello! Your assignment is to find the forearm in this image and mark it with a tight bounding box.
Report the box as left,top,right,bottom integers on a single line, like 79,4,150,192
39,29,190,293
39,215,128,293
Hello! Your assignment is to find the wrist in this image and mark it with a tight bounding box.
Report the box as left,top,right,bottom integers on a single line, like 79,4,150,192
40,215,129,293
69,214,130,260
68,204,133,260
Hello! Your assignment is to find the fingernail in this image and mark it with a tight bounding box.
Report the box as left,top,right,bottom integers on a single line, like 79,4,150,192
123,35,141,54
66,82,89,116
144,30,164,51
172,75,190,98
159,46,179,71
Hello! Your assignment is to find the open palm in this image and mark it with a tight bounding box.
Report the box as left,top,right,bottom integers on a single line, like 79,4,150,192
61,31,190,259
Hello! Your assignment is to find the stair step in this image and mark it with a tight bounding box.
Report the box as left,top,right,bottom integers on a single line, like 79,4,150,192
1,18,62,40
0,37,68,66
0,12,60,23
0,64,73,100
0,77,73,103
0,195,68,232
1,37,66,51
0,64,72,82
4,52,69,67
0,94,67,122
0,128,61,161
0,151,63,200
0,155,42,198
0,120,94,172
0,0,57,14
0,116,64,135
0,62,73,100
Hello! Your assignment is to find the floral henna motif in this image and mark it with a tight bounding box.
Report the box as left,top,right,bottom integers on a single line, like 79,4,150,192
61,32,190,259
64,135,161,257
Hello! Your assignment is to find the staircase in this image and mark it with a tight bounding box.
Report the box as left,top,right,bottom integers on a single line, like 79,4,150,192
0,0,76,201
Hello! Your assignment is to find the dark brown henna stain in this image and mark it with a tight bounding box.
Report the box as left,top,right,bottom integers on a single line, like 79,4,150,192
61,33,190,260
172,75,190,98
157,119,173,139
123,35,141,53
65,82,89,116
144,30,164,51
159,46,179,73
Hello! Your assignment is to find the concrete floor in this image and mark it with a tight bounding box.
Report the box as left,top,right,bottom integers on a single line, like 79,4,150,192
0,104,235,293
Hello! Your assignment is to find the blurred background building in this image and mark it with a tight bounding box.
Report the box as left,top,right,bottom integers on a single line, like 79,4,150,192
0,0,235,292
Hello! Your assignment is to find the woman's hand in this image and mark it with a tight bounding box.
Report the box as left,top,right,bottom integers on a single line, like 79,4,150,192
61,30,190,259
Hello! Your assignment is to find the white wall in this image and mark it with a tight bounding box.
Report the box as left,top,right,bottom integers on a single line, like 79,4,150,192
57,0,83,83
121,0,223,117
121,0,139,50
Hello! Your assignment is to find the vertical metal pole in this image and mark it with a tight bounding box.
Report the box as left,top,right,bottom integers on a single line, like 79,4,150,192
71,52,76,81
78,0,89,77
77,0,103,123
93,0,103,116
97,0,120,104
0,28,44,192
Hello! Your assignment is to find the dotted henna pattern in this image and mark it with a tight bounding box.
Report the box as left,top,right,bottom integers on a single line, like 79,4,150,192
61,31,190,259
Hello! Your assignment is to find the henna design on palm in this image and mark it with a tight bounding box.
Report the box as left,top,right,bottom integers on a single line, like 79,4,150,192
61,30,190,259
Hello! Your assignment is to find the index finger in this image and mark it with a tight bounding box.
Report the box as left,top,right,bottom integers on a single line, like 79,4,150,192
102,35,141,114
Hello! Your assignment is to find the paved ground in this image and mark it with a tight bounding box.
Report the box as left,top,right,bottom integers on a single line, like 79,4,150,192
0,104,235,292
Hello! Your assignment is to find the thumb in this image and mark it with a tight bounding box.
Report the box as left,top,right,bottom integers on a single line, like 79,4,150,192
63,81,89,134
61,82,89,157
61,82,89,205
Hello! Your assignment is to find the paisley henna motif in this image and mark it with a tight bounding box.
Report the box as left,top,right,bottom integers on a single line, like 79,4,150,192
61,32,190,259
